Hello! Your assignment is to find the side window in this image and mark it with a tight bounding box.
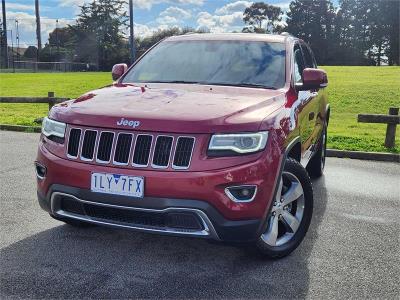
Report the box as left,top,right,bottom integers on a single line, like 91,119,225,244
301,44,316,68
294,45,305,83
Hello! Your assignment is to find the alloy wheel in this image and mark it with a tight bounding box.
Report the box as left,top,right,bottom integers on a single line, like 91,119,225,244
261,172,305,246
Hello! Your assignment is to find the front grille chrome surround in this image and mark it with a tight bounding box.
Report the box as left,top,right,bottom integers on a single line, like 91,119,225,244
96,131,115,164
132,134,153,168
151,135,174,169
172,136,195,170
65,127,195,170
113,133,134,166
67,128,82,159
80,130,98,161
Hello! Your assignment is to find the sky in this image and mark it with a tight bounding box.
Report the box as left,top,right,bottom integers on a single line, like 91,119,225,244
2,0,338,48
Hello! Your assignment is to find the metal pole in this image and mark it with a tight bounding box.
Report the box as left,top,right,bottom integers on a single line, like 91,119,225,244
56,19,59,60
129,0,135,63
15,19,19,60
1,0,8,68
10,29,14,72
35,0,42,61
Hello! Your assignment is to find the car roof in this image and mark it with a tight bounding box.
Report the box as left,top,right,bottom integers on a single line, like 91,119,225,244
165,33,296,44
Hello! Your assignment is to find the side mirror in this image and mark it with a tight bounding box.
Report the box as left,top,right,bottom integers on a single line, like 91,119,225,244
111,63,128,81
296,68,328,91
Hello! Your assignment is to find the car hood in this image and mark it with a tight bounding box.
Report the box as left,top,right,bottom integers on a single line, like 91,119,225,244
50,83,286,133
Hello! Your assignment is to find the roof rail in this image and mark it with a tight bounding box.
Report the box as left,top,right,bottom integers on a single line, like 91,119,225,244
280,32,292,36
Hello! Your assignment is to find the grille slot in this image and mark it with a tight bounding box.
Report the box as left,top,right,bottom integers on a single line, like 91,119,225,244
96,132,114,163
152,136,173,168
132,135,153,166
81,130,97,160
173,137,195,169
67,128,81,158
113,133,133,164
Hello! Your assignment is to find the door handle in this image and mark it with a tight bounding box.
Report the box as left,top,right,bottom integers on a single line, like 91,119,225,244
309,112,315,120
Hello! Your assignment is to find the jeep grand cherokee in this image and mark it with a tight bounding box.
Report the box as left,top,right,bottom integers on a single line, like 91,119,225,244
35,33,329,258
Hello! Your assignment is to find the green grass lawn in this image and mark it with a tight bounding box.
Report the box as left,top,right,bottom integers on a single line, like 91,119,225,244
1,67,399,153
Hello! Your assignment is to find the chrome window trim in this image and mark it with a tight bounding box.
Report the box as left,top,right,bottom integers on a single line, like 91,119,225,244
224,185,258,203
132,134,153,168
80,129,99,162
151,135,174,169
95,131,115,164
50,192,220,240
66,127,82,159
172,136,196,170
112,132,134,166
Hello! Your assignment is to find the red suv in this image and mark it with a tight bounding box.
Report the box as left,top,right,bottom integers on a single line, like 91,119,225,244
36,33,329,258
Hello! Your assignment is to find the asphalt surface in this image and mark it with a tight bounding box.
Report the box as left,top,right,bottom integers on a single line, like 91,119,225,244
0,131,399,299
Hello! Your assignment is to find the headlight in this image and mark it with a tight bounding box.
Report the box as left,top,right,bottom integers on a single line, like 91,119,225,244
42,117,66,138
208,131,268,156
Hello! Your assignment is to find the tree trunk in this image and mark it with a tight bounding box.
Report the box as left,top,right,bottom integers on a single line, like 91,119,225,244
377,42,382,66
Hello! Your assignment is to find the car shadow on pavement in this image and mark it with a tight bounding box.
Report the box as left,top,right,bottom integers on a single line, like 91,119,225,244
0,177,328,299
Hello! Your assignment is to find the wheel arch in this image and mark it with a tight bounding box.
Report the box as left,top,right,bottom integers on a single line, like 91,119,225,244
325,104,330,126
285,136,301,163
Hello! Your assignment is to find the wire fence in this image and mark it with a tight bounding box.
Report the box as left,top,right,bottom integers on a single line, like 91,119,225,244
0,61,98,73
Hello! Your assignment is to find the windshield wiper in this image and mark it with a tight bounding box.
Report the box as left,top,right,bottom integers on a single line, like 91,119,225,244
142,80,277,90
206,82,277,90
143,80,202,84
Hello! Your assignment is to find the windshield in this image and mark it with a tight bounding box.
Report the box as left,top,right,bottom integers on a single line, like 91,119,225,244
122,40,286,89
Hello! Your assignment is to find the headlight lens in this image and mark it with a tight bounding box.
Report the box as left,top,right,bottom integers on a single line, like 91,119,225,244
42,117,66,138
208,131,268,155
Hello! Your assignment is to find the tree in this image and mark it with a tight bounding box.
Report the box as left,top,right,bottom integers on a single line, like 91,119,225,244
242,2,283,33
23,46,38,59
48,27,74,48
69,0,129,70
336,0,399,66
384,0,399,66
286,0,336,65
370,0,399,65
136,27,209,58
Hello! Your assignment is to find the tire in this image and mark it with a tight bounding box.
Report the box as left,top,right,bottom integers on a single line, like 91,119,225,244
255,158,313,258
307,125,327,178
50,214,94,228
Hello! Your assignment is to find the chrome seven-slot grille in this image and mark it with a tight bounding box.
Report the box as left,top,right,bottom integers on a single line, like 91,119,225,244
66,127,195,170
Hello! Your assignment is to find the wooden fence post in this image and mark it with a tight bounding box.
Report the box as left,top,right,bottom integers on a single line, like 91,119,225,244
385,107,399,148
48,91,55,111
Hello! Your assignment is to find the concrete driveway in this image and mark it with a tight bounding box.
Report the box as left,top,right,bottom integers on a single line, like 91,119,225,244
0,131,399,299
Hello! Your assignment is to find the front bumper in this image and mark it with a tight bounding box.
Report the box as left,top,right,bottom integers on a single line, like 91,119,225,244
36,141,283,242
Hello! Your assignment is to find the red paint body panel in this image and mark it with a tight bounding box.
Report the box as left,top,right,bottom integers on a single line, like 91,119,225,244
37,136,282,220
49,84,286,134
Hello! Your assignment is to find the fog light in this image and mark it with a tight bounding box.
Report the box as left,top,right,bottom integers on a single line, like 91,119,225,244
35,162,47,179
225,185,257,202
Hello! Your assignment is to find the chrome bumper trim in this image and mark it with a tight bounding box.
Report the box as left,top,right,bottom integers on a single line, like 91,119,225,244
50,192,220,240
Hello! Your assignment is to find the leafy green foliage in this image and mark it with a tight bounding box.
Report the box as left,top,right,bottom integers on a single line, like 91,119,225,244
68,0,129,70
242,2,283,33
285,0,399,66
286,0,338,65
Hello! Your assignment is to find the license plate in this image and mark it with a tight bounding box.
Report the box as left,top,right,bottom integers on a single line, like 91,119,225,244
91,172,144,198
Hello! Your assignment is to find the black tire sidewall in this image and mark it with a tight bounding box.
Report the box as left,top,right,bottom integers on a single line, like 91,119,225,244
255,158,314,258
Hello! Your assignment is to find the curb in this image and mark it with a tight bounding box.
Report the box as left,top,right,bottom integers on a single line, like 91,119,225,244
0,124,41,133
0,125,399,162
326,149,399,163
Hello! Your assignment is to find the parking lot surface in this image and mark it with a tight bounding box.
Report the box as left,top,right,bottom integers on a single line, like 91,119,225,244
0,131,399,299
